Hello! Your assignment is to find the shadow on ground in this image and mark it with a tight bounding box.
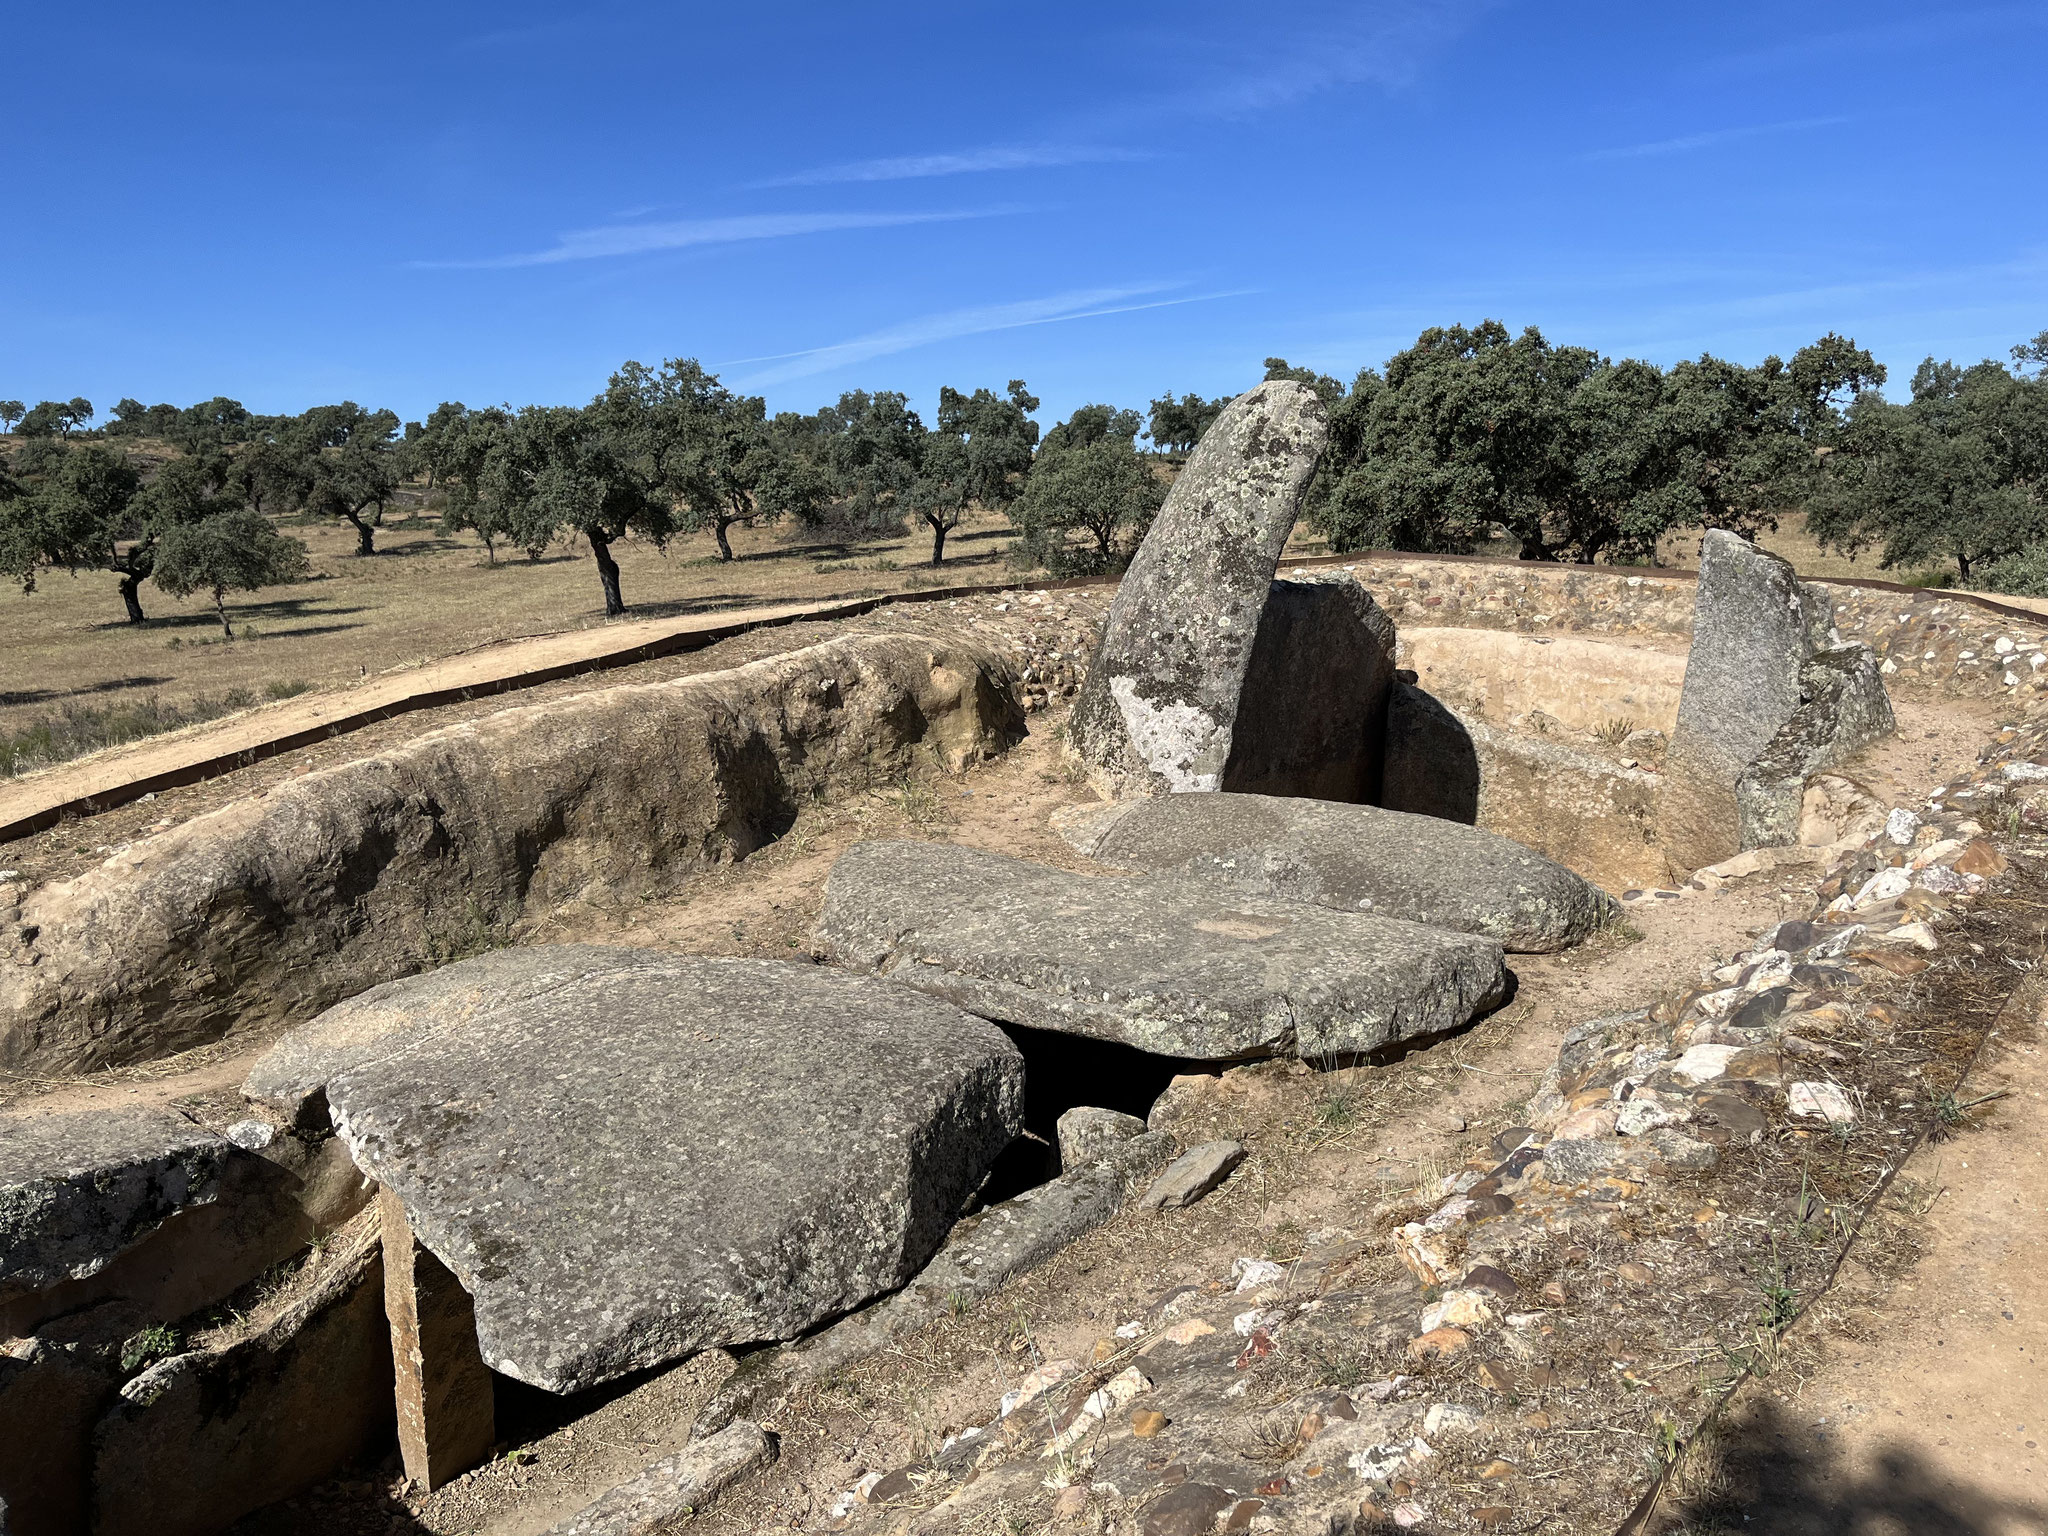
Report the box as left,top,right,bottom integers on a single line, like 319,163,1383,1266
1662,1399,2048,1534
0,675,173,707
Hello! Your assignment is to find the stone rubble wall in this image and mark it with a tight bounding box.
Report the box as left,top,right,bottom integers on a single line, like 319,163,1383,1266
1319,555,2048,702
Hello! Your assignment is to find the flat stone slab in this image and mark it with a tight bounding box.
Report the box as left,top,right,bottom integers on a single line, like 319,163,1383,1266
1068,381,1331,796
0,1105,229,1297
1139,1141,1245,1211
1055,792,1616,953
813,841,1508,1061
1219,576,1398,802
244,947,1025,1393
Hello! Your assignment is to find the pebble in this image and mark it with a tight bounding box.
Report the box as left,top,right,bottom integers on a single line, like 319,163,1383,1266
1420,1290,1495,1333
1423,1403,1483,1437
1789,1081,1857,1124
1408,1327,1472,1361
1231,1257,1285,1292
1461,1264,1520,1300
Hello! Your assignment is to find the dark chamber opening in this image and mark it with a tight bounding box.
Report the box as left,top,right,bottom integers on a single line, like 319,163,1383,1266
975,1022,1197,1204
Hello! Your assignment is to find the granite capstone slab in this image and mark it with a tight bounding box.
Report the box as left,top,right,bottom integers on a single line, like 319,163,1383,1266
812,840,1508,1061
246,948,1026,1393
1055,792,1616,953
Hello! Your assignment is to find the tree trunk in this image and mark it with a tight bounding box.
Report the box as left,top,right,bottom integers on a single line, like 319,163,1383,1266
213,589,234,639
118,572,146,624
480,532,497,566
713,517,735,562
347,511,376,556
928,516,948,567
1957,552,1972,581
590,531,625,617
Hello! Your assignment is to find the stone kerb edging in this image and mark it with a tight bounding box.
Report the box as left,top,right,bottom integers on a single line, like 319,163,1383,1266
5,549,2041,847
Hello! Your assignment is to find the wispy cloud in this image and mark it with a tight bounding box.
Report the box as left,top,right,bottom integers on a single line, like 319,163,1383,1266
1708,6,2045,76
727,286,1251,387
1162,0,1501,116
1584,115,1851,162
757,144,1149,188
416,208,1015,270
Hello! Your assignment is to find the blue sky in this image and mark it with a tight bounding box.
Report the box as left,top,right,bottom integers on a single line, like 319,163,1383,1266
5,2,2044,428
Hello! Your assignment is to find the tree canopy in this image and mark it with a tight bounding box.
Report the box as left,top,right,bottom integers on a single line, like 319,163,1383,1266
16,398,94,438
0,441,291,624
477,404,673,615
152,507,310,637
1146,391,1229,456
1808,346,2048,583
1010,404,1164,575
1307,322,1885,563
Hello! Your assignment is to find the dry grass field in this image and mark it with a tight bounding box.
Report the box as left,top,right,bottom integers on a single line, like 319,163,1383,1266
0,445,1973,777
0,499,1037,747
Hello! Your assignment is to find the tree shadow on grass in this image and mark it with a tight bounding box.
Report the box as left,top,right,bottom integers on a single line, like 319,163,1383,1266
1,676,174,707
1662,1398,2048,1534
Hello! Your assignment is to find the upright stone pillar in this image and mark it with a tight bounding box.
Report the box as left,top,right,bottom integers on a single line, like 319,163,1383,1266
1659,530,1893,872
1067,380,1330,797
380,1186,494,1490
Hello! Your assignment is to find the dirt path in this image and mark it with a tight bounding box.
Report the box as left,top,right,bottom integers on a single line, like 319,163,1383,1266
1675,1006,2048,1535
0,593,897,842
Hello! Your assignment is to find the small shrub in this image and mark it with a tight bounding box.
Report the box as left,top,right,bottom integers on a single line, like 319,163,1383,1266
1595,716,1636,745
120,1324,183,1374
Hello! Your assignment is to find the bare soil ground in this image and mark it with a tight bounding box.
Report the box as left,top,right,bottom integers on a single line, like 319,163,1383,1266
1663,1004,2048,1536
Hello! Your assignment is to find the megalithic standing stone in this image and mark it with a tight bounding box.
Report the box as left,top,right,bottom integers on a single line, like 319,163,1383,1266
1658,530,1894,872
1068,380,1330,797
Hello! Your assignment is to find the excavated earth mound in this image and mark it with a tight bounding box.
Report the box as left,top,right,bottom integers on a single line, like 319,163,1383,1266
0,631,1022,1075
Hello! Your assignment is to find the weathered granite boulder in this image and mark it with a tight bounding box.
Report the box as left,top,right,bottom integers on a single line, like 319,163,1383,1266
1067,381,1331,796
813,841,1508,1061
1660,531,1894,870
0,1106,229,1300
1054,1106,1149,1170
245,947,1025,1393
1138,1141,1246,1211
1221,575,1398,802
1054,792,1614,952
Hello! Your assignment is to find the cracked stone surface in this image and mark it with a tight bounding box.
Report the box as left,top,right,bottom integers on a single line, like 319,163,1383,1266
245,947,1026,1393
812,840,1508,1061
1055,792,1616,953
